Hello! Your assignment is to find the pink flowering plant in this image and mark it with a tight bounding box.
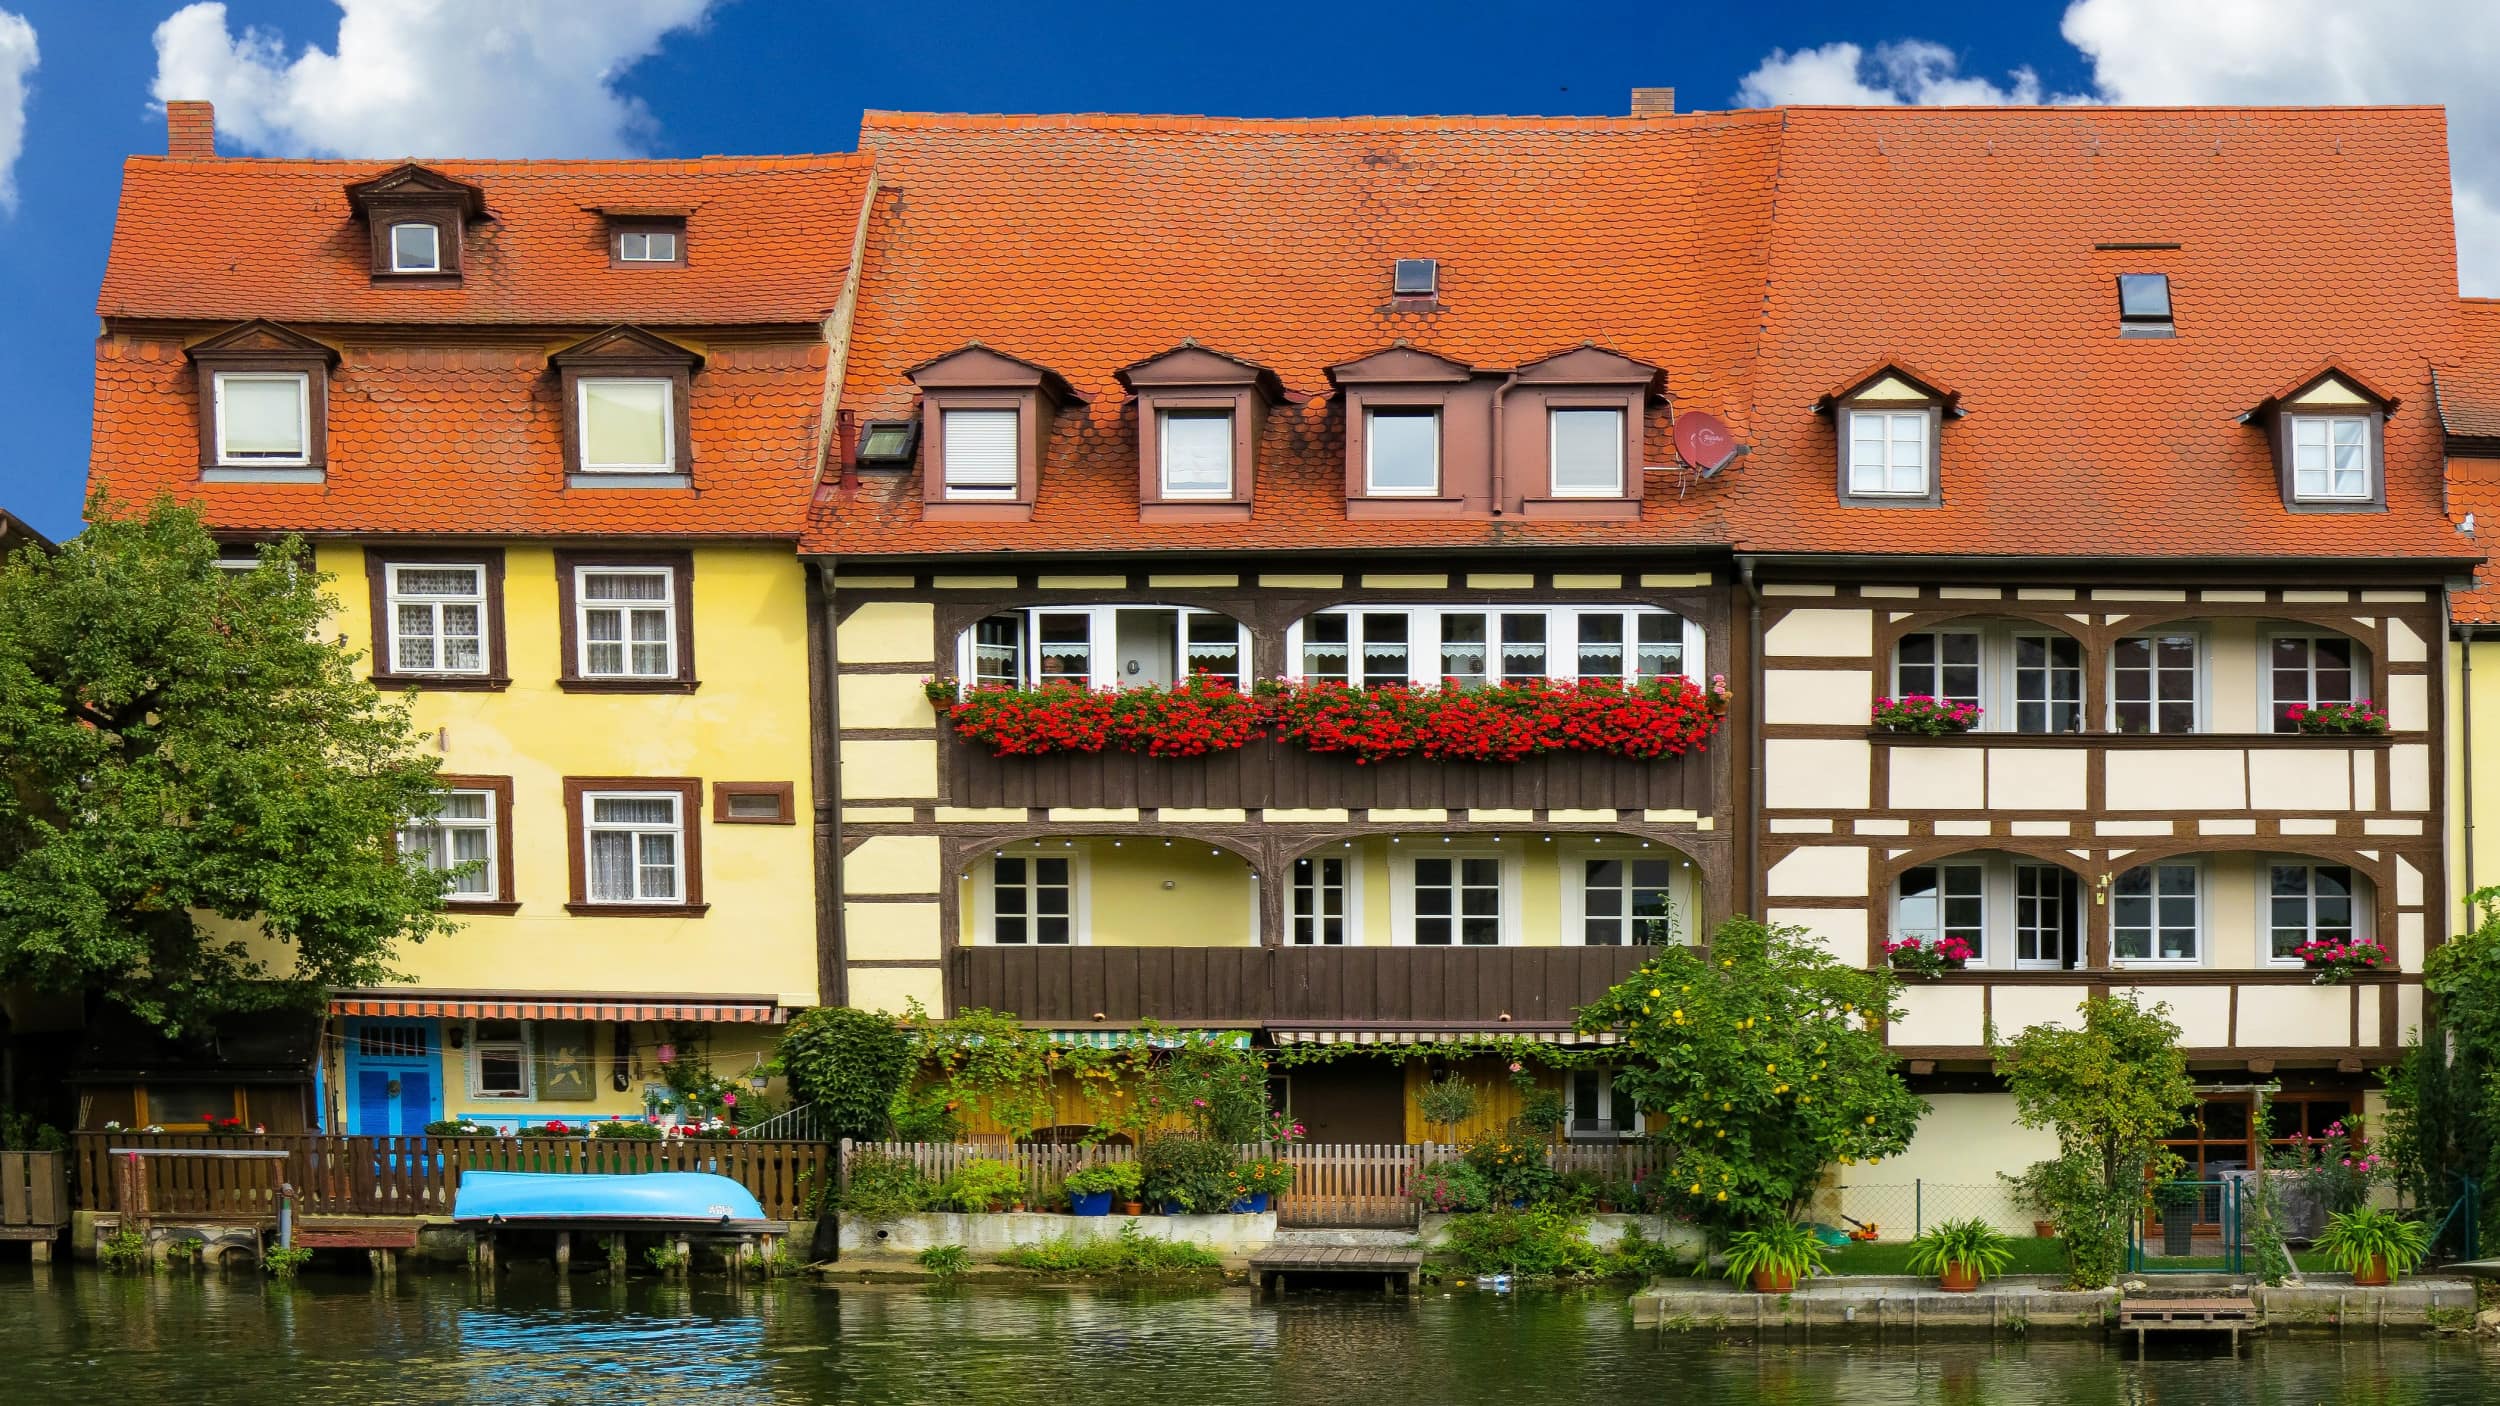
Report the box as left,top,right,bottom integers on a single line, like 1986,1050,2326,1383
2284,700,2391,736
1872,694,1981,736
2293,935,2391,985
1883,934,1974,979
2280,1117,2383,1213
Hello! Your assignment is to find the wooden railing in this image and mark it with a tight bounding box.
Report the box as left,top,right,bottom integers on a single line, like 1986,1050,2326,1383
953,944,1651,1026
838,1139,1663,1229
2,1151,68,1234
74,1134,833,1221
948,736,1712,814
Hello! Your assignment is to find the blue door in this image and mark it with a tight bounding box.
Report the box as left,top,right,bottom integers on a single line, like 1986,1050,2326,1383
344,1020,441,1135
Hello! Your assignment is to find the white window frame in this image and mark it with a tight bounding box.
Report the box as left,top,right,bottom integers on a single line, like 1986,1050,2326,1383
1285,604,1702,689
1157,408,1236,499
1364,407,1442,496
574,565,677,680
617,229,680,263
1561,842,1692,947
1548,406,1625,498
2265,631,2366,734
2287,414,2374,502
212,371,312,467
581,790,685,905
1889,624,2087,735
1566,1067,1646,1140
2266,859,2366,966
2013,861,2078,971
2112,860,2205,965
1390,845,1520,947
1893,628,1983,708
467,1019,534,1100
384,562,490,676
974,845,1090,946
1893,861,1988,962
1845,408,1931,497
951,605,1246,691
400,788,498,900
576,376,677,474
389,221,441,273
940,406,1021,499
2109,629,2207,735
1289,850,1361,946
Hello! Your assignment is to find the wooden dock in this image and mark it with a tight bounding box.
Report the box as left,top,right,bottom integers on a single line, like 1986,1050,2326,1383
1249,1244,1423,1296
2118,1296,2261,1352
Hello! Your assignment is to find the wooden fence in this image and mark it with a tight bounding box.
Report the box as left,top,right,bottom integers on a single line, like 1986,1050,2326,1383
72,1134,833,1221
838,1139,1664,1229
2,1151,68,1239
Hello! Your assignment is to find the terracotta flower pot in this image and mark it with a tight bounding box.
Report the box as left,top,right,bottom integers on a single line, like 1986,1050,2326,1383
2352,1255,2392,1287
1120,1201,1143,1217
1749,1268,1797,1294
1937,1262,1980,1293
2033,1220,2057,1239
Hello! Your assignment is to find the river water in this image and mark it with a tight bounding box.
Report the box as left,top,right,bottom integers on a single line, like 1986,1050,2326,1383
2,1267,2494,1404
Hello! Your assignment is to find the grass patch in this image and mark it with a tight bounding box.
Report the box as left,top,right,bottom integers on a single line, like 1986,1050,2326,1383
996,1223,1223,1274
1823,1236,2069,1277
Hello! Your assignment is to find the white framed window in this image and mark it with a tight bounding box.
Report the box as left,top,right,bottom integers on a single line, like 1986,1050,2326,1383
468,1019,533,1100
389,221,441,273
1895,630,1982,707
941,407,1020,498
2267,633,2363,733
2268,862,2361,963
1409,853,1506,946
1886,625,2084,734
617,229,680,262
1846,409,1930,497
576,566,676,678
2288,415,2372,501
584,792,683,904
2113,861,2202,963
984,850,1080,945
213,372,311,466
400,789,497,900
1566,1067,1644,1140
1571,852,1685,946
1549,407,1625,497
578,377,675,473
1158,409,1234,498
1291,854,1352,945
2111,631,2203,734
2014,862,2079,969
1895,863,1986,959
1287,605,1698,689
955,606,1245,691
386,563,488,675
2012,632,2085,734
1364,408,1441,495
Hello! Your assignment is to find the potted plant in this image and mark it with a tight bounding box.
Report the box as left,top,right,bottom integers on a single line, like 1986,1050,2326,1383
1139,1132,1237,1215
2283,700,2390,736
1903,1217,2016,1292
2293,937,2392,986
1871,694,1981,736
1063,1162,1140,1218
1883,935,1973,980
1720,1220,1828,1294
2311,1205,2431,1286
940,1158,1025,1214
1230,1157,1293,1213
2154,1180,2201,1256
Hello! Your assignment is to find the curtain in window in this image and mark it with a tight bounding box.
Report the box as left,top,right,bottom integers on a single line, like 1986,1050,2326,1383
582,380,670,468
1160,411,1233,494
220,376,305,457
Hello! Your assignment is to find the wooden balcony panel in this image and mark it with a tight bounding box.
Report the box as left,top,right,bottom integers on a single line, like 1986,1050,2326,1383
947,738,1709,813
951,945,1653,1026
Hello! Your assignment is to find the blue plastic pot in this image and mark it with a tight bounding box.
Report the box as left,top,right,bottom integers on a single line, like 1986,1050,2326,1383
1069,1190,1113,1217
1229,1193,1272,1214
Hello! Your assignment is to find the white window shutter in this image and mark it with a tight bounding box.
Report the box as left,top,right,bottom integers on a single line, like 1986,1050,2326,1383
944,409,1021,491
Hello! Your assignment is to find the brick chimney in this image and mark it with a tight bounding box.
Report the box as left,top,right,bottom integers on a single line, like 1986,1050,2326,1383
1630,87,1676,117
167,101,216,158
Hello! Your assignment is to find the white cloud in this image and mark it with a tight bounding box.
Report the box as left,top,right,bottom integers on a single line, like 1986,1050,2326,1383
149,0,718,160
0,9,36,214
1735,2,2500,294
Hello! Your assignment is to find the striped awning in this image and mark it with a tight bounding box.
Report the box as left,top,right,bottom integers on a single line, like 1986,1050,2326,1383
1270,1028,1619,1047
329,992,787,1024
1044,1029,1251,1050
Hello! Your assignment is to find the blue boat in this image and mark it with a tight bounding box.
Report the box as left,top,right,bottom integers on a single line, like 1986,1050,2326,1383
454,1170,767,1224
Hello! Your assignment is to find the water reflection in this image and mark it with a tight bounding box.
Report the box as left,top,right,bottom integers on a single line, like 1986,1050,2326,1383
1,1267,2495,1405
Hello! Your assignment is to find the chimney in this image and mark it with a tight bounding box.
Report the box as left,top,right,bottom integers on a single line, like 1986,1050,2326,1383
1630,87,1676,117
167,101,216,159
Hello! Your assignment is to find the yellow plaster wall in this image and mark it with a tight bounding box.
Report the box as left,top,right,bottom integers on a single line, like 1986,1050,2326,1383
1401,1056,1564,1143
2449,639,2500,932
319,541,819,1006
953,841,1259,947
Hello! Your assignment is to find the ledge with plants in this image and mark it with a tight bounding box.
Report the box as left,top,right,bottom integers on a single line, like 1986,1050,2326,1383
1871,695,1980,737
2294,936,2392,986
2310,1205,2431,1286
2284,700,2391,737
1882,935,1972,980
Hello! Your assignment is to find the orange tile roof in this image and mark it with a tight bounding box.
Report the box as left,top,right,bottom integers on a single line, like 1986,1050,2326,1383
807,106,2474,568
90,152,872,538
2444,299,2500,621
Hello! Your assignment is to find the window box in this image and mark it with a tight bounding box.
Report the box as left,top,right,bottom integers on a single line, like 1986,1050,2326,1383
365,549,509,690
562,777,707,916
1871,695,1980,736
555,550,696,692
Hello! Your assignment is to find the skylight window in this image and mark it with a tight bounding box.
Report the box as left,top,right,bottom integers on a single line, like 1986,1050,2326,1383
2118,273,2173,335
856,419,919,467
1392,259,1439,298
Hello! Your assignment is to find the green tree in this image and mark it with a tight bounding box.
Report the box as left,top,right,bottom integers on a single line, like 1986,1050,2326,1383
0,495,450,1034
1995,993,2197,1288
1576,915,1928,1228
776,1005,914,1140
2384,886,2500,1231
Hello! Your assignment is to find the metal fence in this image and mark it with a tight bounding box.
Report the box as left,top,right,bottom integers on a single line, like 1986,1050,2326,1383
1830,1181,2031,1239
2129,1178,2244,1275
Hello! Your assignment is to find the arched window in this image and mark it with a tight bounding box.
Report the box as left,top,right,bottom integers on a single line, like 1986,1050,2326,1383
1890,620,2083,733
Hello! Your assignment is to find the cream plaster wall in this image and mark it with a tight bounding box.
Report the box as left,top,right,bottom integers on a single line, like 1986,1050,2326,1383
1766,739,1872,809
2248,749,2351,811
840,673,939,729
1987,984,2087,1038
2113,985,2231,1046
1987,748,2087,810
1888,747,1984,810
835,600,936,664
842,739,939,800
846,902,941,961
1765,668,1873,725
2235,984,2355,1047
2106,749,2244,810
1766,846,1871,898
1890,985,1985,1047
849,965,947,1017
1764,608,1873,658
1835,1093,2059,1239
1769,907,1866,966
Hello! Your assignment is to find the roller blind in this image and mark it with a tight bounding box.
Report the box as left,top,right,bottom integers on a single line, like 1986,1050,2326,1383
943,408,1020,492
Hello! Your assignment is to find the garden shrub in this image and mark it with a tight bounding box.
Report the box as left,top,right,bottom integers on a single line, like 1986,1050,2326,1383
840,1149,936,1220
916,1244,972,1279
96,1227,152,1273
997,1222,1221,1273
1462,1121,1560,1207
940,1158,1026,1212
1138,1133,1237,1213
1410,1160,1491,1214
1439,1208,1606,1279
777,1005,915,1141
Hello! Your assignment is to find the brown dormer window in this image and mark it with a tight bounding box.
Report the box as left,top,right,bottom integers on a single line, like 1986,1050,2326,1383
1327,345,1474,518
908,345,1083,522
1814,361,1961,508
1116,343,1278,521
2241,365,2396,513
1510,344,1661,520
346,163,486,283
187,320,338,483
606,212,688,268
550,326,702,487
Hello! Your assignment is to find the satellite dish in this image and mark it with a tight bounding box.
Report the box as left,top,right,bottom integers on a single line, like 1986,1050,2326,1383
1673,411,1746,477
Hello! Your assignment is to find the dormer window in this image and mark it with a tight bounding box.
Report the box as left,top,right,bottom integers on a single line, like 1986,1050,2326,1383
214,373,311,465
1158,409,1234,498
1817,361,1959,508
941,408,1020,498
1549,407,1625,497
1117,342,1275,519
1847,410,1929,497
604,211,689,268
389,222,441,273
187,320,337,483
619,229,679,263
1365,409,1441,494
2242,365,2394,513
550,326,701,487
909,344,1084,521
579,379,675,473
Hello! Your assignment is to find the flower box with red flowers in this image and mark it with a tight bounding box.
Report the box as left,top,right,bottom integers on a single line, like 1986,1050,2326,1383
2285,701,2391,736
201,1113,248,1134
1883,935,1973,980
925,672,1263,758
1258,675,1727,766
2294,937,2391,985
1872,695,1981,736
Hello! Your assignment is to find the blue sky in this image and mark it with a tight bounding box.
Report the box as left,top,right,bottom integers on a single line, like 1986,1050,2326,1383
0,0,2489,540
